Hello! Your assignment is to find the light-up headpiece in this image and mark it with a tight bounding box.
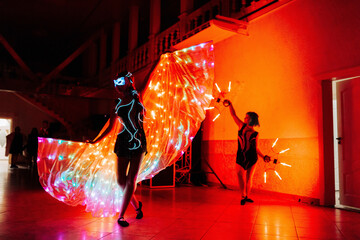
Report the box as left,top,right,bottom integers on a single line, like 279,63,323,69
113,72,133,86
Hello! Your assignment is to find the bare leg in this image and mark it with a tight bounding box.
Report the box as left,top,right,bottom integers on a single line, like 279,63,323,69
118,153,143,218
236,164,246,198
130,195,140,210
116,157,140,211
245,163,257,197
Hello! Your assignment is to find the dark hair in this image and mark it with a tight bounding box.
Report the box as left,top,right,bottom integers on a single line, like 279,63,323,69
113,71,135,90
113,71,131,79
246,112,260,127
113,71,142,102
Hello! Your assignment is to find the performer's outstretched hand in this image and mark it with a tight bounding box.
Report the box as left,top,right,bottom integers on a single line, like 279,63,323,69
263,155,271,163
223,99,231,107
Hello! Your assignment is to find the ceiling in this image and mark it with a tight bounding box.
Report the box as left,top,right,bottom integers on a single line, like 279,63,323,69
1,0,131,73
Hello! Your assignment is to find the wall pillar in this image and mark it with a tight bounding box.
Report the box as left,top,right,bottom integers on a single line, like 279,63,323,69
128,4,139,52
149,0,161,60
112,22,121,63
99,29,107,73
179,0,193,38
180,0,193,15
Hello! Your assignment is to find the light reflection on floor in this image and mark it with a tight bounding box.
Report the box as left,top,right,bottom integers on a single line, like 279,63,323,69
0,161,359,239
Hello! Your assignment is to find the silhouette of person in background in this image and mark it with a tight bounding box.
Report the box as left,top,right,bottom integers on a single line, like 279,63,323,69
25,128,38,168
6,126,25,169
39,120,50,137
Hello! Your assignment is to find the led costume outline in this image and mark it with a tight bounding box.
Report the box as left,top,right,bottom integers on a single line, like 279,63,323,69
115,97,143,151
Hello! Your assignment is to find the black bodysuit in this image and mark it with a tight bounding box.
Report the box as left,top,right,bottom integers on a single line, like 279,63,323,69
236,124,258,170
114,96,147,158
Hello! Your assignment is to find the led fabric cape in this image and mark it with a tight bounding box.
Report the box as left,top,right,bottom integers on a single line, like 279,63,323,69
37,41,215,217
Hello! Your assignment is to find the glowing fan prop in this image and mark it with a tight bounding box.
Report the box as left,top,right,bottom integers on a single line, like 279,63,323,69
263,138,291,183
37,41,215,217
204,81,231,121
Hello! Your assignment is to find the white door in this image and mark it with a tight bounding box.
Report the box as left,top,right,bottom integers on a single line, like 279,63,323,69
336,77,360,208
0,118,12,161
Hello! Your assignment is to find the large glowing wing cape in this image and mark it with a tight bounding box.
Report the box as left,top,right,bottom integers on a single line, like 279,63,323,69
37,41,215,217
139,42,215,180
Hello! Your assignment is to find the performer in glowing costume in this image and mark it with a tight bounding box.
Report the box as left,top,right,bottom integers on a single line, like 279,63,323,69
37,41,215,221
88,71,146,226
223,99,270,205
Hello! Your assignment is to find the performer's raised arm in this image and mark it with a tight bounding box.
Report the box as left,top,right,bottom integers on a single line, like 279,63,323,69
223,99,244,129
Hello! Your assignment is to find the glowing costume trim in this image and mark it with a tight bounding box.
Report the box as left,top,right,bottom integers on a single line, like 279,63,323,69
115,98,142,150
37,41,215,217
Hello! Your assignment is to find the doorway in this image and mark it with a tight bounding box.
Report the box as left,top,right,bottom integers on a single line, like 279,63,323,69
332,76,360,209
0,118,12,161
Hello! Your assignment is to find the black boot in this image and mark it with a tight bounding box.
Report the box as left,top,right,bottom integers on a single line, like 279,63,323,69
136,201,143,219
240,196,246,205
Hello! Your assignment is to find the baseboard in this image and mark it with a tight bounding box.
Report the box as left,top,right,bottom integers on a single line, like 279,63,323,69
208,182,320,206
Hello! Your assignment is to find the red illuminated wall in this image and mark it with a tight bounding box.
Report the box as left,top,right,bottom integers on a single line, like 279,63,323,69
201,0,360,203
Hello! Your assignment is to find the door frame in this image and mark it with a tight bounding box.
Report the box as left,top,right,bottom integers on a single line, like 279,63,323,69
320,66,360,206
0,114,14,163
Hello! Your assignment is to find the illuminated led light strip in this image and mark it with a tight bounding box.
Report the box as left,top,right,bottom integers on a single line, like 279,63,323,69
274,170,282,180
264,172,267,183
116,98,143,150
228,81,231,92
272,138,278,148
279,148,290,154
204,107,214,110
215,83,221,92
280,163,291,167
212,114,221,121
205,94,214,99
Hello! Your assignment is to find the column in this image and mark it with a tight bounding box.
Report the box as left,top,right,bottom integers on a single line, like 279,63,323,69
150,0,161,36
128,4,139,52
149,0,161,60
180,0,193,15
112,22,121,63
179,0,194,38
99,29,107,72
